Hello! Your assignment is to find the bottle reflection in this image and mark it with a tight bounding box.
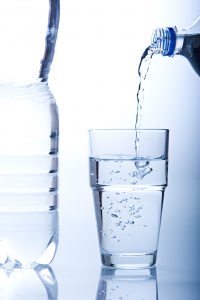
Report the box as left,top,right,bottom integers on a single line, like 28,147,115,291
96,267,158,300
0,264,57,299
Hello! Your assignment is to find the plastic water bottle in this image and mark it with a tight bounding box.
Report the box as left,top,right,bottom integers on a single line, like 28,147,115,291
151,15,200,76
0,1,60,268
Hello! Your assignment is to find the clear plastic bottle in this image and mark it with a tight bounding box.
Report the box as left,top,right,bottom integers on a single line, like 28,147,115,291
151,16,200,76
0,1,60,268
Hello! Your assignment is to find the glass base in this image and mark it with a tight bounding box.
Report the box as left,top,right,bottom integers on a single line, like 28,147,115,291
101,252,157,269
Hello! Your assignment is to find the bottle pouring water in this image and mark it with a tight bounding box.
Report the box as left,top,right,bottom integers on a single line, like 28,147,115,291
151,15,200,76
0,0,60,268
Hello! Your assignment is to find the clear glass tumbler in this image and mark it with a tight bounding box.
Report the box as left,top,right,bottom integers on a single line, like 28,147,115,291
89,129,169,268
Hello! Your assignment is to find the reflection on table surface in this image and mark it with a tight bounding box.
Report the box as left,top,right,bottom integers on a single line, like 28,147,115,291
0,264,57,299
94,265,200,300
96,267,157,300
0,262,199,299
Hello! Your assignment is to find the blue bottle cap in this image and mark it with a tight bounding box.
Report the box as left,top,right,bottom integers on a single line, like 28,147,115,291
165,27,176,56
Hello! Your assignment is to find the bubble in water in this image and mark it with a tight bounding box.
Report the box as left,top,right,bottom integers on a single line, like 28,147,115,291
112,170,120,174
111,214,118,218
115,221,122,226
135,215,141,218
141,167,153,178
111,235,116,239
120,224,126,230
108,202,113,209
129,205,135,215
129,220,135,224
129,204,135,208
135,161,149,169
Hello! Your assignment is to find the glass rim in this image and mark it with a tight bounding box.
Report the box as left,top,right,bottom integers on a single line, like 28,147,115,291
89,128,169,133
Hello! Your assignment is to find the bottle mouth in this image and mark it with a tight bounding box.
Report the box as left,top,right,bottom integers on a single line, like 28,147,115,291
151,27,176,56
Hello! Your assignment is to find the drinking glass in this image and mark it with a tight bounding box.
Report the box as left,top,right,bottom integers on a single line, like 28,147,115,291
89,129,169,268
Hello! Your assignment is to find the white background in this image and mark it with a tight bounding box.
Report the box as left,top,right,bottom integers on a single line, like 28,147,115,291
1,0,200,299
48,1,200,298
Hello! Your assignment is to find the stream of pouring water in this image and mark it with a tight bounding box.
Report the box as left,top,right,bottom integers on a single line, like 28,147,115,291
135,46,155,156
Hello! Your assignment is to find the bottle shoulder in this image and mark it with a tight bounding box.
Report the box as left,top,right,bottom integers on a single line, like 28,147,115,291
0,81,56,105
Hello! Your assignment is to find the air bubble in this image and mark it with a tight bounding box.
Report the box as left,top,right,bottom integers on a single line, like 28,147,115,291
129,204,135,208
111,214,118,218
115,221,122,226
135,161,149,169
111,235,116,239
113,170,120,174
135,215,141,218
120,224,126,230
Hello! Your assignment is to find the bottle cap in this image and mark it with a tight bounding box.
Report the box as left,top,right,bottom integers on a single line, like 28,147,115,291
165,27,176,56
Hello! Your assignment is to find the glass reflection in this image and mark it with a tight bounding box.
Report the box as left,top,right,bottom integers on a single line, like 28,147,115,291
96,267,158,300
0,264,57,299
